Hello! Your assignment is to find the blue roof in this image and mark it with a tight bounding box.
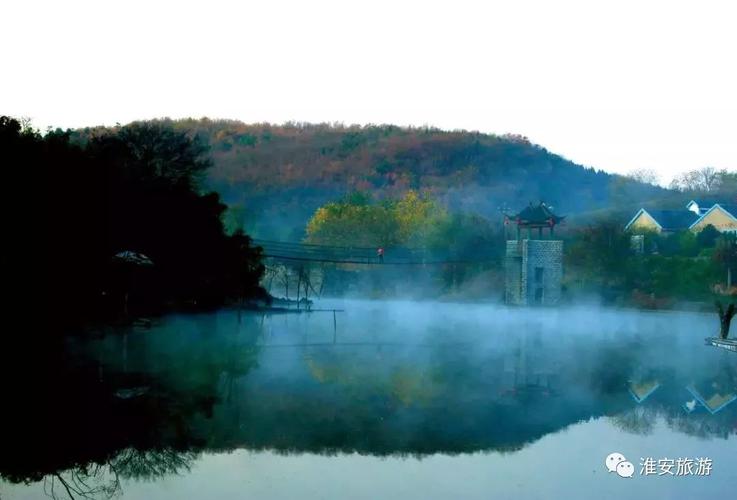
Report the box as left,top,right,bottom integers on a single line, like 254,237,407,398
686,384,737,415
627,203,737,232
646,210,700,231
688,203,737,229
689,199,733,209
718,204,737,218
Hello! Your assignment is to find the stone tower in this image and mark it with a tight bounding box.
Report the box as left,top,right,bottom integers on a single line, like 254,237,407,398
504,203,564,306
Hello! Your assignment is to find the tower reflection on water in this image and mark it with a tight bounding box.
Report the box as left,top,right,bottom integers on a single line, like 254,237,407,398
2,305,736,499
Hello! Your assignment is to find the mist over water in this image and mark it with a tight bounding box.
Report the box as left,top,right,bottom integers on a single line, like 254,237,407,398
4,300,737,499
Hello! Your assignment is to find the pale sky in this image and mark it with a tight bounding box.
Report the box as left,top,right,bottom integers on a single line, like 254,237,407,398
3,0,736,183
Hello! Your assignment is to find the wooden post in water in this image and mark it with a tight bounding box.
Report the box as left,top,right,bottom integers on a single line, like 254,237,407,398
333,309,337,344
296,266,302,310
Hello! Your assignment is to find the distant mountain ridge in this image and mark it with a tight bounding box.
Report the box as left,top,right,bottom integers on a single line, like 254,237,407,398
75,118,671,240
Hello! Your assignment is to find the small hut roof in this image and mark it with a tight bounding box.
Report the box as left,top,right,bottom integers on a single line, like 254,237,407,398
113,250,154,266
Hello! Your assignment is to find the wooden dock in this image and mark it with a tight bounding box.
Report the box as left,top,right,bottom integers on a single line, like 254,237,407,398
704,337,737,353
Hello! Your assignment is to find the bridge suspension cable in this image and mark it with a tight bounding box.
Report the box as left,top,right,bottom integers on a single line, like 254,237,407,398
252,239,495,265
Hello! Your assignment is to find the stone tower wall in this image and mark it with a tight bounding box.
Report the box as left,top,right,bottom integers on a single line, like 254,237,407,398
505,239,563,306
505,240,523,304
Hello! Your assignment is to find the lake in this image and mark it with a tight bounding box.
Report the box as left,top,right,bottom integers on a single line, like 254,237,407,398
3,300,736,499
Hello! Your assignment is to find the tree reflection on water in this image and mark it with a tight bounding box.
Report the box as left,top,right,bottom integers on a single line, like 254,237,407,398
2,308,736,499
41,448,199,500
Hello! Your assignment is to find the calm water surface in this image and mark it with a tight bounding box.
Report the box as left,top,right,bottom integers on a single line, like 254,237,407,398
3,300,736,499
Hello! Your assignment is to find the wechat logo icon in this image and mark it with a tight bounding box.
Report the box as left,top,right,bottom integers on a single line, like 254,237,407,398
605,452,635,478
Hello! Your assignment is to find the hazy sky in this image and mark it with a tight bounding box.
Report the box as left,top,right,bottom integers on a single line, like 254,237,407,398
3,0,736,182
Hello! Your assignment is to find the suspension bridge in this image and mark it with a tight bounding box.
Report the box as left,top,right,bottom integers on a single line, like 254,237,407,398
252,239,495,266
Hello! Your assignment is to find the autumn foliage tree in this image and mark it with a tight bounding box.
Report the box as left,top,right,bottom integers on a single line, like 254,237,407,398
304,191,502,293
306,191,447,248
68,118,668,240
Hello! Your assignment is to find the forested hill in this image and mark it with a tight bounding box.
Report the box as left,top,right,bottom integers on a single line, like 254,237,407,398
75,119,668,240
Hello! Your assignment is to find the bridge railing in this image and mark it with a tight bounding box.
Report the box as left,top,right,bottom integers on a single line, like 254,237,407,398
254,239,439,264
252,239,492,265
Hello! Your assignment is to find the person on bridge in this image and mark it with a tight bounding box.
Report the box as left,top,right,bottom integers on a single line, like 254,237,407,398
377,247,384,263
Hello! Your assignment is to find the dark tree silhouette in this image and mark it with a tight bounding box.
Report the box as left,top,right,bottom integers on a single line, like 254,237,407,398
716,301,736,339
0,115,266,333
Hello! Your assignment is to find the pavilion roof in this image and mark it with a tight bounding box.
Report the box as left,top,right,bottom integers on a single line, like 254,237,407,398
507,203,565,226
